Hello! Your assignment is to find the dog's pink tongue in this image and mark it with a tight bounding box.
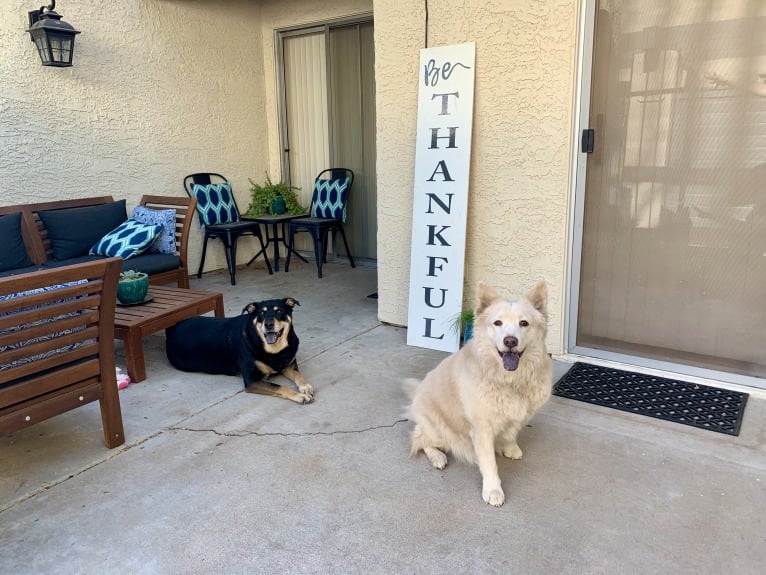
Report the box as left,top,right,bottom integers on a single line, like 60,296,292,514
502,352,520,371
266,333,278,344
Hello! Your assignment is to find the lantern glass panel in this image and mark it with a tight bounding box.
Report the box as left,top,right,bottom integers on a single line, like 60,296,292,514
49,34,72,64
32,35,51,64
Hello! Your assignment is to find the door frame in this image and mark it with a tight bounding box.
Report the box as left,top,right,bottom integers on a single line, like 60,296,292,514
566,0,765,391
274,13,374,188
274,13,376,264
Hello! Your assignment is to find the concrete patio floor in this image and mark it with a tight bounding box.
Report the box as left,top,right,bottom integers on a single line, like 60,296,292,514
1,260,764,574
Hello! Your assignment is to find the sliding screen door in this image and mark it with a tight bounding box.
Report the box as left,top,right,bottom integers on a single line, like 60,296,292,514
575,0,766,383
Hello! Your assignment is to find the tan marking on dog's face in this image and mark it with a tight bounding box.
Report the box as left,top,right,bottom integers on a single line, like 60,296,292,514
250,301,292,353
253,305,292,353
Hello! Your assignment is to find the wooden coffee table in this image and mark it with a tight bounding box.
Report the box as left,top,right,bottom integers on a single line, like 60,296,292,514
114,285,225,383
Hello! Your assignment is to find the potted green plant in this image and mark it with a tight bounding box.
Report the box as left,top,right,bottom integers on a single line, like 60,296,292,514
246,173,305,217
451,308,475,343
117,269,149,304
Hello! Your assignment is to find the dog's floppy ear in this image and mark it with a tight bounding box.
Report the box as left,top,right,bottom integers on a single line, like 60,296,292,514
283,297,300,309
242,302,258,315
525,281,548,320
475,282,501,315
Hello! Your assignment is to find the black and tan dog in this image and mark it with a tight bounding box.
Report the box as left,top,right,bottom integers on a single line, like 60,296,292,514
165,297,313,404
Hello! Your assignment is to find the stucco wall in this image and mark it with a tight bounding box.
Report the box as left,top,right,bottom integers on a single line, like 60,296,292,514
0,0,270,274
373,0,579,353
2,0,579,353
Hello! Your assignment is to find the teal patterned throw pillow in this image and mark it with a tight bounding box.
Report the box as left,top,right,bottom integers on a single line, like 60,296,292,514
310,177,351,222
191,182,240,226
89,219,163,259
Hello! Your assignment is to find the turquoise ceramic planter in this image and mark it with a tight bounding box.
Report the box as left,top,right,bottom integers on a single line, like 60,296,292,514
117,274,149,304
270,194,286,215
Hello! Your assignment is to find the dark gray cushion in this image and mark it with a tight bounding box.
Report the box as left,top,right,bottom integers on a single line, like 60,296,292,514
0,212,35,272
41,252,180,276
121,253,180,275
0,264,41,278
41,255,104,269
38,200,127,260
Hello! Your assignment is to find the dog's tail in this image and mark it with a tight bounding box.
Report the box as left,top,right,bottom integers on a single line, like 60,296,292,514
402,377,421,400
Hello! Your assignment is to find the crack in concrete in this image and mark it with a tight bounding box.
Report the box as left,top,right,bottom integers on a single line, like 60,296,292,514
0,418,411,515
167,418,410,438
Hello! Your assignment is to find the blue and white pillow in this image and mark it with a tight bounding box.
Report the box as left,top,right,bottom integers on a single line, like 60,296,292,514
191,182,240,226
89,219,163,259
132,206,177,254
310,177,351,222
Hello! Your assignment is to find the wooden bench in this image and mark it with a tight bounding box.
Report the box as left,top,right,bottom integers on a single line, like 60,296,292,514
138,194,197,289
0,258,125,448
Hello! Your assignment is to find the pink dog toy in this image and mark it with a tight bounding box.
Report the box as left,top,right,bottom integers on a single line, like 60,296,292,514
116,367,131,390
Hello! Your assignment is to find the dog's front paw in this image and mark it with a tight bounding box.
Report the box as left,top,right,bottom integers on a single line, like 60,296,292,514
482,486,505,507
293,391,314,404
501,444,523,460
424,447,447,470
298,383,314,399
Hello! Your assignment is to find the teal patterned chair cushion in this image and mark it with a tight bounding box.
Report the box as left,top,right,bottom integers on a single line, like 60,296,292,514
89,219,163,259
132,205,177,254
310,176,351,222
191,182,240,226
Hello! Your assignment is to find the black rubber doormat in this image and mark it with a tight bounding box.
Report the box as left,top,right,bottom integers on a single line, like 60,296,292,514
553,362,748,436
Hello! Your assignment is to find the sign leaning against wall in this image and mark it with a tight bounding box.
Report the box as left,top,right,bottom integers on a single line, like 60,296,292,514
407,42,476,353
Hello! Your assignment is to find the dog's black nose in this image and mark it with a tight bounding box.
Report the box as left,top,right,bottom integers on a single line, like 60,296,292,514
264,318,275,330
504,336,518,349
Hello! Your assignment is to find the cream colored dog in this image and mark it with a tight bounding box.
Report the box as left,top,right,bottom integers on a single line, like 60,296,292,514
405,281,552,506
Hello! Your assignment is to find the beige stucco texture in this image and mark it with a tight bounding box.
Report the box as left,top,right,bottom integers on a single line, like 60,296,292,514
374,1,579,353
1,0,271,275
1,0,577,353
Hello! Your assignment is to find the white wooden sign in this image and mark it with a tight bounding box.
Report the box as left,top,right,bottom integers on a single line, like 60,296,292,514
407,42,476,353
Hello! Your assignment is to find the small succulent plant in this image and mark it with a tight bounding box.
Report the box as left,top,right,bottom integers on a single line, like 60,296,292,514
119,270,147,281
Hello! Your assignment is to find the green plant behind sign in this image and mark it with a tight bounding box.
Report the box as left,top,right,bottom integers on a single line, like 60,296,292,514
246,173,305,216
450,308,475,341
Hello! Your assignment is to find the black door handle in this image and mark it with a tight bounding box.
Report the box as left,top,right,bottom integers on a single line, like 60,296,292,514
582,129,594,153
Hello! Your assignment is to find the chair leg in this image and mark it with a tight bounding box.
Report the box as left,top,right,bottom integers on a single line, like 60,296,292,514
337,224,356,268
100,371,125,448
197,234,210,278
313,230,325,278
221,231,237,286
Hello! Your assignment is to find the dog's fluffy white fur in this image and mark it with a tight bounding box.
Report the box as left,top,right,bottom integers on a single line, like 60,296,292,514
405,281,552,506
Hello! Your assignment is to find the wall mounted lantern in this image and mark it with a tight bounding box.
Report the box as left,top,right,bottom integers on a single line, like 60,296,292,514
27,1,80,67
